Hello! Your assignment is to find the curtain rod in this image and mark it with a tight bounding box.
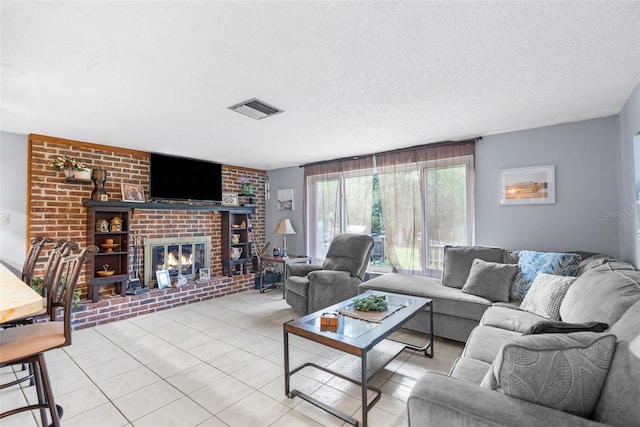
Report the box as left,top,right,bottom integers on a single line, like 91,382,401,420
300,137,482,168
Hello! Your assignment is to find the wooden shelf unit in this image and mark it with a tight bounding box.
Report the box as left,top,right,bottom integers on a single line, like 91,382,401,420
221,211,253,277
87,207,130,302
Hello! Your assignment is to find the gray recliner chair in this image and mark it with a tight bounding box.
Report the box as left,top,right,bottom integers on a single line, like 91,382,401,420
285,233,374,316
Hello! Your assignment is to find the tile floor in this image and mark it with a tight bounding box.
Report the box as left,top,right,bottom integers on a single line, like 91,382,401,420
1,289,464,427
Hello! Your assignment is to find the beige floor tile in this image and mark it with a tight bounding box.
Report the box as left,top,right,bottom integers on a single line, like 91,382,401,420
113,380,183,421
353,405,408,427
62,402,130,427
130,342,184,365
54,383,110,420
230,358,282,389
188,338,235,362
0,409,39,427
216,390,290,427
218,329,264,347
166,363,226,395
145,350,203,378
260,374,324,409
50,370,94,397
269,410,325,427
0,290,464,427
206,348,260,374
110,333,168,354
68,345,130,370
240,335,283,358
95,366,162,400
82,356,144,383
199,322,244,340
133,396,212,427
379,379,413,403
194,415,228,426
188,375,253,415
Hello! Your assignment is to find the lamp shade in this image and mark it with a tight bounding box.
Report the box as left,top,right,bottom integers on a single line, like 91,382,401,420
274,219,296,235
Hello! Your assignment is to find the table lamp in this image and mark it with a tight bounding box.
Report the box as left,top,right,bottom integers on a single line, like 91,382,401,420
273,218,296,259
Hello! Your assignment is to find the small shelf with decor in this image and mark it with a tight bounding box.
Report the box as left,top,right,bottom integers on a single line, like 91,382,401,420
221,210,254,277
87,207,131,302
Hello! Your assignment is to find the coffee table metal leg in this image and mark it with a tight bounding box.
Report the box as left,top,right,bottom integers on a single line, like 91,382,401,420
361,353,368,427
284,328,290,396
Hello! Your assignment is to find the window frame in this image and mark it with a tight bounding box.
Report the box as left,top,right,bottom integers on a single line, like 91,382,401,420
305,154,474,272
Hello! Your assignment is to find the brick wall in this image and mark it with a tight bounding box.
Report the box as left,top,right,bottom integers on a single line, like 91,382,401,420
28,134,267,328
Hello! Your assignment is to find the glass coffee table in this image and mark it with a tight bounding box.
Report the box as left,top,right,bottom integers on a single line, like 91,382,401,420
283,290,433,427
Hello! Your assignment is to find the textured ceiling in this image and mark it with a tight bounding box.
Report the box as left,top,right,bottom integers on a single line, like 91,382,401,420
2,1,639,170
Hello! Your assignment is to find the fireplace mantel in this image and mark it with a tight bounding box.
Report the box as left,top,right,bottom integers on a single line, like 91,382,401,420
84,199,255,213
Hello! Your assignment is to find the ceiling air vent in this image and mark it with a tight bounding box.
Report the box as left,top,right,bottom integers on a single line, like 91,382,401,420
228,98,284,120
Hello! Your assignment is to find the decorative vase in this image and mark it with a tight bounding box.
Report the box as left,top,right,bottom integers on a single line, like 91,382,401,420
91,168,109,201
242,183,250,194
64,168,75,180
231,234,240,244
230,247,243,260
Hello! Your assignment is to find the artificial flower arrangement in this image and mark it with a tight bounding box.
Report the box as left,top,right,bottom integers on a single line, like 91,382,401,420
52,155,85,171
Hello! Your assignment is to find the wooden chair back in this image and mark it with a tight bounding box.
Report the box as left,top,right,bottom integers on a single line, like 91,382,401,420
49,246,97,345
21,237,52,286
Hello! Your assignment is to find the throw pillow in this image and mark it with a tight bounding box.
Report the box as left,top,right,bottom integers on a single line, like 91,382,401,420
510,251,582,301
442,246,505,289
461,258,517,302
519,273,577,320
480,332,616,417
527,320,609,335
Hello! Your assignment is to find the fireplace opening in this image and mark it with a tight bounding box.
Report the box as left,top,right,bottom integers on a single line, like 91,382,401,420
144,237,211,286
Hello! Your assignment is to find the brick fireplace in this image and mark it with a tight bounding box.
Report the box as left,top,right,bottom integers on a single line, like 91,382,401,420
27,134,267,329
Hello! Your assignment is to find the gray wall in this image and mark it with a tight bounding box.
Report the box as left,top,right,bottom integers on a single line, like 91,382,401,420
0,132,28,271
272,115,628,261
616,83,640,265
475,116,621,257
266,166,306,257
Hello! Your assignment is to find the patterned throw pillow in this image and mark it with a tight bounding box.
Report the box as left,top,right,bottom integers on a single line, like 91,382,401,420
520,273,577,320
511,251,582,301
481,332,616,417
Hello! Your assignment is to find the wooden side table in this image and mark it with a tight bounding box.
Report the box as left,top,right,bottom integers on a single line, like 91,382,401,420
260,255,311,298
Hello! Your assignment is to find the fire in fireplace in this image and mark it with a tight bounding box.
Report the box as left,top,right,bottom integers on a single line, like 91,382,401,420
144,236,211,286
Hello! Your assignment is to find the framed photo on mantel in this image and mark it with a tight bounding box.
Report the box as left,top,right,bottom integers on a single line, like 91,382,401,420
222,193,238,206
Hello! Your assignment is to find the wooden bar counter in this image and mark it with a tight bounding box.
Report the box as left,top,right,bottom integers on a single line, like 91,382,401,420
0,263,43,323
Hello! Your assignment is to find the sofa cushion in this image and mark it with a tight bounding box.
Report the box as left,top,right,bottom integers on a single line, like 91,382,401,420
519,273,577,320
462,325,522,364
480,305,547,334
461,259,517,303
481,332,616,418
592,299,640,426
442,246,505,289
285,276,310,297
322,233,373,278
511,251,582,301
559,263,640,326
359,273,491,321
449,357,492,385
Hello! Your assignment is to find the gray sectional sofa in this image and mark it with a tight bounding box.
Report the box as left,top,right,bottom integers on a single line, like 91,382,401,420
360,246,525,342
359,246,640,426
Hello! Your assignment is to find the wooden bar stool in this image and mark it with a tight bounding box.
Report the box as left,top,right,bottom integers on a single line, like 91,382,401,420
0,246,97,427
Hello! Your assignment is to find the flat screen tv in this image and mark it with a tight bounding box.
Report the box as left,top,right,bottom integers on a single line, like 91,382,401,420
149,153,223,202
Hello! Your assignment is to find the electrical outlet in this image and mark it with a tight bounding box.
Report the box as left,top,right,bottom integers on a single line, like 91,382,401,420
0,214,9,225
